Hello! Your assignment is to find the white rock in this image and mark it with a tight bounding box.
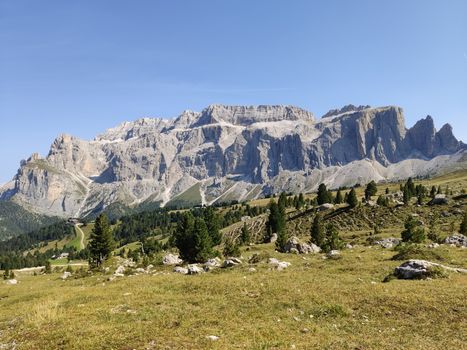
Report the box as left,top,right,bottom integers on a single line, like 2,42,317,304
374,238,400,249
162,254,183,266
61,271,72,280
445,234,467,247
268,258,291,271
187,264,204,275
173,267,188,275
394,259,467,279
5,279,17,285
206,335,220,341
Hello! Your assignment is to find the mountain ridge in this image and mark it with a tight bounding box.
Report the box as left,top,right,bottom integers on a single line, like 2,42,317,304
1,104,465,219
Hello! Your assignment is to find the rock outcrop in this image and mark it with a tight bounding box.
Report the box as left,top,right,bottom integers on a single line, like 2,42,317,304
1,104,465,218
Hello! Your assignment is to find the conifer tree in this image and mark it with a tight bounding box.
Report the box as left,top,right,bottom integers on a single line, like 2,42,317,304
322,224,343,253
401,216,425,243
347,188,358,208
203,206,221,246
88,214,115,268
460,211,467,235
174,212,196,262
310,214,325,247
240,222,250,244
192,217,214,262
364,181,378,200
335,190,343,204
403,186,410,205
317,183,331,205
430,186,437,199
266,200,286,242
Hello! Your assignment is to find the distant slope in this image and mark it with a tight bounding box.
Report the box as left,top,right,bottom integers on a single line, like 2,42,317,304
0,201,59,240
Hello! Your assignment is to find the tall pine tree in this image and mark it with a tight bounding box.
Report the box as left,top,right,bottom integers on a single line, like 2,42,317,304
88,214,115,268
347,188,358,208
460,211,467,235
310,214,325,247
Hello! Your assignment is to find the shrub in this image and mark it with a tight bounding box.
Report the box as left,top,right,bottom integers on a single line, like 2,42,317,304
392,244,446,262
401,216,425,243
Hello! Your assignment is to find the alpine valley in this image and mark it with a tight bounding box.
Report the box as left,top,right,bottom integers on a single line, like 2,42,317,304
0,104,465,236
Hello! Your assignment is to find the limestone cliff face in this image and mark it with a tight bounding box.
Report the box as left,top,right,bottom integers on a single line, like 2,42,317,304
1,104,465,217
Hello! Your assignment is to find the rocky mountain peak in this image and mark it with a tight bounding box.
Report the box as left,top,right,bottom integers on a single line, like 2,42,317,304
322,104,371,119
1,103,464,218
192,104,315,127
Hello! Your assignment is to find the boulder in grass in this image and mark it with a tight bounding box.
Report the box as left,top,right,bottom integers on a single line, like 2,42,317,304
5,279,17,285
428,194,449,206
444,234,467,247
187,264,204,275
374,238,400,249
162,254,183,266
284,236,321,254
394,259,467,280
61,271,72,280
268,258,291,271
173,266,188,275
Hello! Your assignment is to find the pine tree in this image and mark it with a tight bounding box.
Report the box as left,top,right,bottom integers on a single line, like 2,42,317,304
192,217,214,262
377,195,388,207
437,186,442,195
174,212,196,262
364,181,378,200
203,206,221,246
460,211,467,235
335,190,343,204
278,192,288,210
266,200,286,241
223,237,241,257
401,216,426,243
385,187,390,195
88,214,115,269
417,193,424,205
317,183,331,205
430,186,437,199
310,214,325,247
44,260,52,274
240,222,250,244
322,224,343,253
297,193,305,209
403,186,410,205
406,177,415,197
347,188,358,208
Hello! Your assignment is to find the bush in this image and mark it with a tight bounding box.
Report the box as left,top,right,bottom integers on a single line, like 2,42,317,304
401,216,425,243
392,244,446,262
248,252,270,264
223,238,241,258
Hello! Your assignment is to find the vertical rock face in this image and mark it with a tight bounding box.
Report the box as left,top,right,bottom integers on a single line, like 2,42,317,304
0,104,465,218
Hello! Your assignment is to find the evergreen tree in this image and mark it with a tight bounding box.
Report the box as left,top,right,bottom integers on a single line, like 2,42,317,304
335,190,343,204
364,181,378,200
266,200,286,241
401,216,426,243
44,260,52,274
317,183,331,205
385,187,390,195
310,215,325,247
203,206,221,246
223,237,241,257
437,186,442,195
278,192,288,210
347,188,358,208
240,222,250,244
192,217,214,262
430,186,437,199
417,193,424,205
460,211,467,235
297,193,305,209
376,195,388,207
88,214,115,269
322,224,343,253
403,186,410,205
406,177,415,197
174,212,196,262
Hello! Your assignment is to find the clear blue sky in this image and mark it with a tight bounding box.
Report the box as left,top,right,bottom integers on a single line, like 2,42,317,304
1,0,466,184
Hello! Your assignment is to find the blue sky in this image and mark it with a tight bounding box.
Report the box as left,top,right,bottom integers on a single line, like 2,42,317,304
1,0,466,184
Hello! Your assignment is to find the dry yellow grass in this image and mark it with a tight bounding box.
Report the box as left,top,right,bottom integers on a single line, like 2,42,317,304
1,243,466,350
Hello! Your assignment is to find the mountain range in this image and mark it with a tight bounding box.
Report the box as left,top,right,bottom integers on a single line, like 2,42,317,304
1,104,465,225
